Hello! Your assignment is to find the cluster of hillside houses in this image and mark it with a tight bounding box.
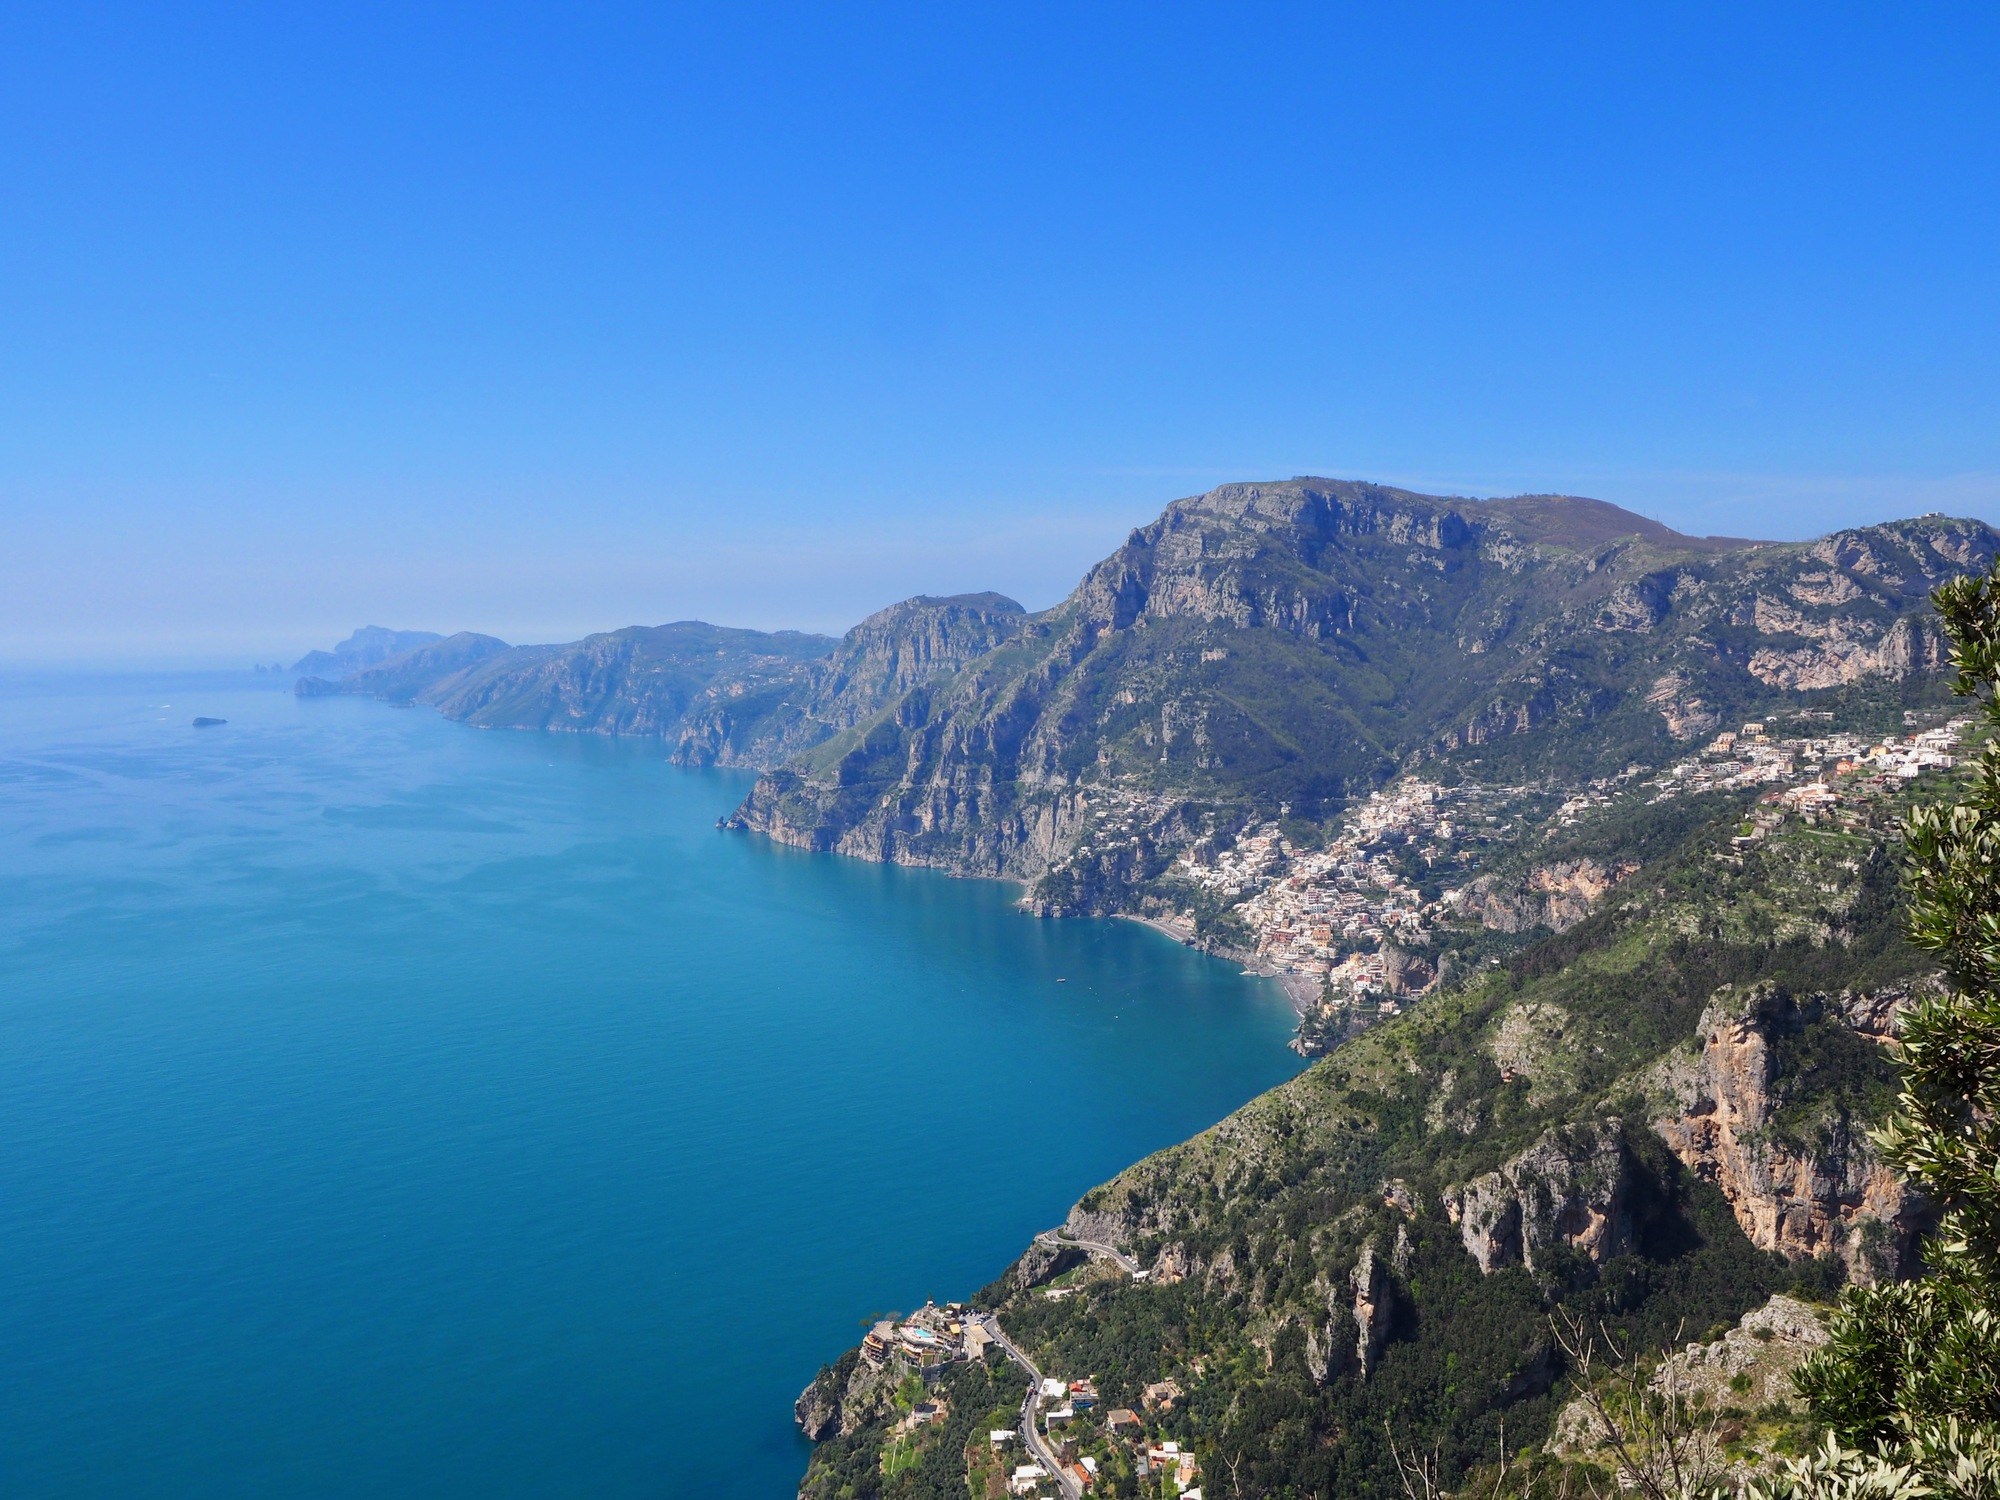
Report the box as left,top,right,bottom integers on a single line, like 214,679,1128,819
1652,715,1966,811
1175,780,1497,992
1168,711,1972,1027
994,1377,1199,1497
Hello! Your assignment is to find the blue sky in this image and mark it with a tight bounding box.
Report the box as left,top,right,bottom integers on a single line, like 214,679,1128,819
3,4,1997,661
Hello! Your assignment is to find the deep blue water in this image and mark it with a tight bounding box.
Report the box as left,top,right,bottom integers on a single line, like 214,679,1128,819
0,674,1302,1497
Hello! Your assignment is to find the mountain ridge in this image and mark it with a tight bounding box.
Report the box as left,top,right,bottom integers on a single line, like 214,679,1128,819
291,594,1029,770
290,624,444,679
290,480,1995,932
726,481,1993,920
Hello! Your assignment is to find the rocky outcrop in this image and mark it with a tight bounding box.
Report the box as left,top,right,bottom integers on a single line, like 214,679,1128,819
1443,1121,1637,1275
1302,1240,1395,1387
794,1351,894,1441
1645,669,1721,740
1350,1241,1391,1375
1488,1001,1574,1100
794,1365,845,1442
1003,1236,1086,1294
1458,858,1634,935
1647,984,1922,1283
1546,1294,1830,1475
1746,613,1947,691
1374,943,1437,998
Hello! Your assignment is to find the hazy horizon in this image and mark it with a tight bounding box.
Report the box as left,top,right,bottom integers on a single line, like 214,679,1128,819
13,475,2000,670
5,6,1997,665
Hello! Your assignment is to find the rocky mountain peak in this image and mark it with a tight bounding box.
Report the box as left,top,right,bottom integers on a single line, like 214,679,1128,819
730,478,2000,901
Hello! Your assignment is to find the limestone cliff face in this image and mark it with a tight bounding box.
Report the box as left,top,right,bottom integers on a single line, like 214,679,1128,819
1442,1121,1637,1275
728,482,1994,899
1745,612,1948,691
794,1352,893,1442
1725,522,1983,690
1643,669,1721,741
1646,983,1922,1282
672,593,1025,769
1458,857,1635,935
1349,1240,1391,1375
1301,1239,1394,1387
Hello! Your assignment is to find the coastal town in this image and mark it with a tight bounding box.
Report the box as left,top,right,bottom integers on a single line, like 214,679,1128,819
1151,709,1974,1054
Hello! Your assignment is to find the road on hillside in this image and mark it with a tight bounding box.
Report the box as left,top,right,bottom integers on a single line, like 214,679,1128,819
975,1313,1082,1500
1034,1229,1142,1276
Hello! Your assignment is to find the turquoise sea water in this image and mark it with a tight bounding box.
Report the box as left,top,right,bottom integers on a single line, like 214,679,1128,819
0,675,1302,1497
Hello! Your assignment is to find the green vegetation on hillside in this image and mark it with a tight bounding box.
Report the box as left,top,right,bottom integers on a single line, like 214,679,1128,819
1758,568,2000,1498
800,774,1937,1499
799,1354,1026,1500
735,481,1993,908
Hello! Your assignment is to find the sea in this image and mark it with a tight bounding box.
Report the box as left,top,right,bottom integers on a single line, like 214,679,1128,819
0,673,1303,1497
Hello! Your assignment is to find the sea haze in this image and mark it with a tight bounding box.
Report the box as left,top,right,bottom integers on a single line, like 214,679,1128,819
0,676,1302,1498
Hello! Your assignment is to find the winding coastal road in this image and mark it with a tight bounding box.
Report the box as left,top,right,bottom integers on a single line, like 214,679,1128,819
973,1229,1144,1498
1034,1229,1142,1276
975,1313,1082,1500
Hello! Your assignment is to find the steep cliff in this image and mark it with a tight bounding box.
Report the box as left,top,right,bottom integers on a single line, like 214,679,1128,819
669,592,1025,768
799,767,1948,1498
1442,1120,1637,1275
733,480,1994,906
1458,857,1638,935
1647,982,1920,1282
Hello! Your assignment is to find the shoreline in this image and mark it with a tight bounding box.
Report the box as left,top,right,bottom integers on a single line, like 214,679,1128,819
1113,913,1320,1017
349,693,1317,1020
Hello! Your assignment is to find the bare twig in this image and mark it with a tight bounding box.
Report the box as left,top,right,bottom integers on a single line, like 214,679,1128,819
1550,1310,1723,1500
1385,1419,1519,1500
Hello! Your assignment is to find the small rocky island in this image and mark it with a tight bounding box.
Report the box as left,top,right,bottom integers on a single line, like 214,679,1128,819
191,717,227,728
